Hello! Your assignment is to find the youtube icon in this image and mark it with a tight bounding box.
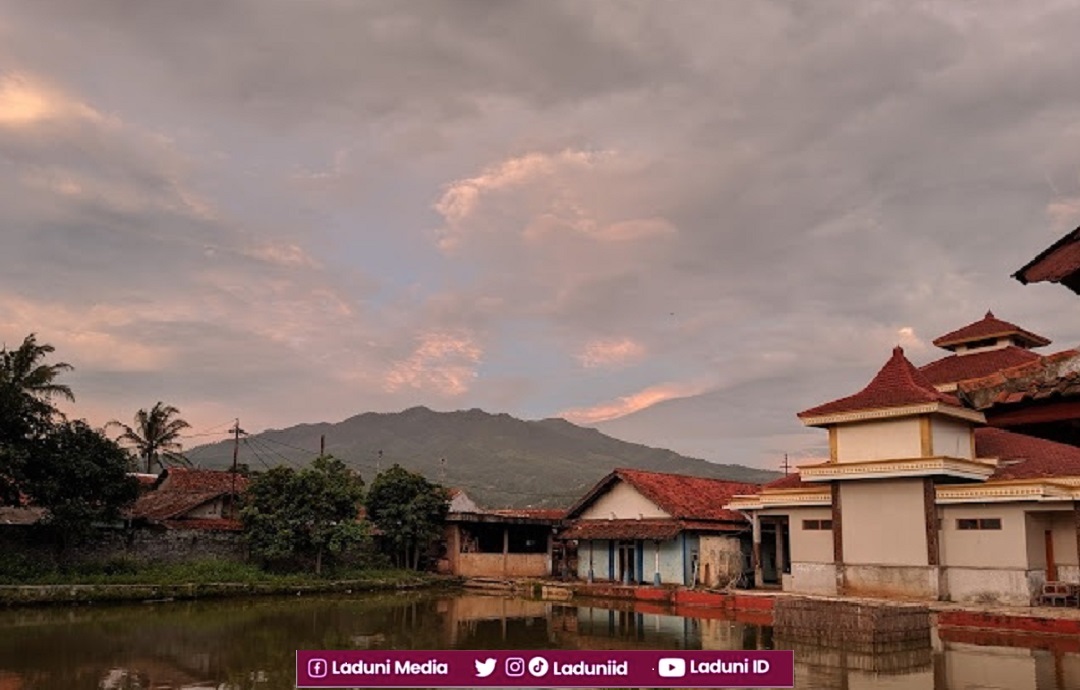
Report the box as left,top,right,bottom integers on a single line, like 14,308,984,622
658,658,686,678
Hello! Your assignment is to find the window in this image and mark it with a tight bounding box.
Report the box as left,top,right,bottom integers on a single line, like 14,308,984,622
957,518,1001,530
802,519,833,530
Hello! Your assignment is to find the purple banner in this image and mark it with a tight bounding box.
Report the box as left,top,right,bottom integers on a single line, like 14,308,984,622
296,649,794,688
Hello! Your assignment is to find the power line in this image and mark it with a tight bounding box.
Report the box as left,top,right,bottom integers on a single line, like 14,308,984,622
241,438,274,471
247,435,305,469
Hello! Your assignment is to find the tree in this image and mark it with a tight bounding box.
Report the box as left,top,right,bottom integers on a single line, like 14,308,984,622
0,334,75,505
365,464,449,570
241,456,367,575
108,402,192,473
23,420,140,544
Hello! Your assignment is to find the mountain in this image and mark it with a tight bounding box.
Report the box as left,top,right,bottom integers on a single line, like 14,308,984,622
185,406,779,508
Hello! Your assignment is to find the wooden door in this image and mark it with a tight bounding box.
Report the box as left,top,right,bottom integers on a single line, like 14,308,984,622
1045,530,1058,581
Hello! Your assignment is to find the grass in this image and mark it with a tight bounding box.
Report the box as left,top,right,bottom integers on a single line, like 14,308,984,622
0,556,440,588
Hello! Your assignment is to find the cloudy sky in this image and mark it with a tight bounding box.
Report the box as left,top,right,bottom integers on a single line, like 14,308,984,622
3,0,1080,470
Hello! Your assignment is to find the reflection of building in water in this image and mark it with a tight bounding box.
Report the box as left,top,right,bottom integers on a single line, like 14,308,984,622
438,594,552,646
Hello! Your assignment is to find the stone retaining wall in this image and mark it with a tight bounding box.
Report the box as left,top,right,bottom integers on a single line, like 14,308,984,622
772,596,931,653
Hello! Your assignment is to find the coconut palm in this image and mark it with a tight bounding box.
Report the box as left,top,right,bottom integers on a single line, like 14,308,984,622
0,333,74,440
108,402,192,473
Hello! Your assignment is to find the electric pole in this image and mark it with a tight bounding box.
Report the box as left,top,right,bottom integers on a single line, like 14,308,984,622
781,453,792,475
230,419,244,518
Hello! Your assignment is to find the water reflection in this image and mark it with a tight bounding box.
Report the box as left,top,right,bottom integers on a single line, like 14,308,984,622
0,592,1075,689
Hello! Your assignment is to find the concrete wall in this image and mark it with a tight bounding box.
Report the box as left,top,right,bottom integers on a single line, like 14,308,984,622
931,417,973,459
453,552,549,578
939,503,1028,569
578,481,670,520
836,418,921,463
789,507,833,564
577,539,612,581
844,564,939,599
842,479,927,566
942,567,1038,606
698,535,744,588
0,525,247,566
790,562,838,595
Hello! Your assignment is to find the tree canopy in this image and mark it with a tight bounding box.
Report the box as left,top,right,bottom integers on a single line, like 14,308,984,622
0,334,138,541
365,464,449,570
241,455,368,574
108,402,192,473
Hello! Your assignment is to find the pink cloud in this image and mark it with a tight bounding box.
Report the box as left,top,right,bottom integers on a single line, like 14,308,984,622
383,331,484,396
576,337,647,369
559,380,711,425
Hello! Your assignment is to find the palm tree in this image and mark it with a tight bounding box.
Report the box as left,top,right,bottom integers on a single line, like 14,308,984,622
109,402,192,474
0,333,74,440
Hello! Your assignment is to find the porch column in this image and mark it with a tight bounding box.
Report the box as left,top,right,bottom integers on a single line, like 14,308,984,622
751,513,762,588
654,540,661,585
1074,501,1080,584
775,522,785,585
588,541,595,582
923,478,939,566
502,526,509,577
832,482,845,594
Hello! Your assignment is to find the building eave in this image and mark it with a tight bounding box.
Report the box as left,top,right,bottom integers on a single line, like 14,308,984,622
799,456,997,482
799,402,986,427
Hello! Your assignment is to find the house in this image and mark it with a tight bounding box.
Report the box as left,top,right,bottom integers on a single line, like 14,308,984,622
728,345,1080,606
441,504,564,578
129,468,249,531
1013,225,1080,295
560,468,758,588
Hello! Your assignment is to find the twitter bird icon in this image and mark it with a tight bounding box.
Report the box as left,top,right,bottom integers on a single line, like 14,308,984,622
475,658,496,678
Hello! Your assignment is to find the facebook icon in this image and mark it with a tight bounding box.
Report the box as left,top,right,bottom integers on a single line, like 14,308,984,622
308,658,329,679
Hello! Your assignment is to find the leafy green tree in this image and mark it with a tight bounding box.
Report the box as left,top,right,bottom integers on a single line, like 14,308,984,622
365,464,449,570
23,420,140,544
241,456,367,575
108,402,192,473
0,334,75,505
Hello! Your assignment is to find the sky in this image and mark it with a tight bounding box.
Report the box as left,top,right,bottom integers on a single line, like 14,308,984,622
2,0,1080,471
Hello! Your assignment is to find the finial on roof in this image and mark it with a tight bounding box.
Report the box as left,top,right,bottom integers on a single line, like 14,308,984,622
985,310,995,319
892,345,904,356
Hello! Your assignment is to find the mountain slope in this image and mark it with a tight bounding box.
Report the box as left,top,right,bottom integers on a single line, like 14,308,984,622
186,406,778,508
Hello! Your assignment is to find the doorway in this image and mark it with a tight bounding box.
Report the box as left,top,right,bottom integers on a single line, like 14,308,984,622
1045,530,1058,581
759,518,790,586
617,541,637,584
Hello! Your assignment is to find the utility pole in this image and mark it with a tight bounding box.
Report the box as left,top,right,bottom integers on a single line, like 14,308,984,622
781,453,792,475
320,434,326,458
230,419,243,518
377,449,383,474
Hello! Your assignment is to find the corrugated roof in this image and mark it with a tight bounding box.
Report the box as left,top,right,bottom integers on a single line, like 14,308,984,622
799,346,961,419
931,311,1050,350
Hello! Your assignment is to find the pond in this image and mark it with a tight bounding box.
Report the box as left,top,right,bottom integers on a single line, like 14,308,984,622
0,590,1075,689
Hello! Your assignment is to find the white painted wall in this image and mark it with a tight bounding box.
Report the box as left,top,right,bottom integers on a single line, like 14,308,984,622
842,479,927,565
939,504,1027,568
931,417,973,459
836,418,921,463
578,480,670,520
788,507,834,564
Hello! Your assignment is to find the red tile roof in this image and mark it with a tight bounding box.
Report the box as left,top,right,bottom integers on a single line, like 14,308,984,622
489,508,567,520
799,347,961,420
157,468,250,493
130,469,247,524
559,517,744,541
931,311,1050,350
958,349,1080,410
918,346,1041,387
566,468,758,524
1013,226,1080,294
976,428,1080,480
764,473,811,490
